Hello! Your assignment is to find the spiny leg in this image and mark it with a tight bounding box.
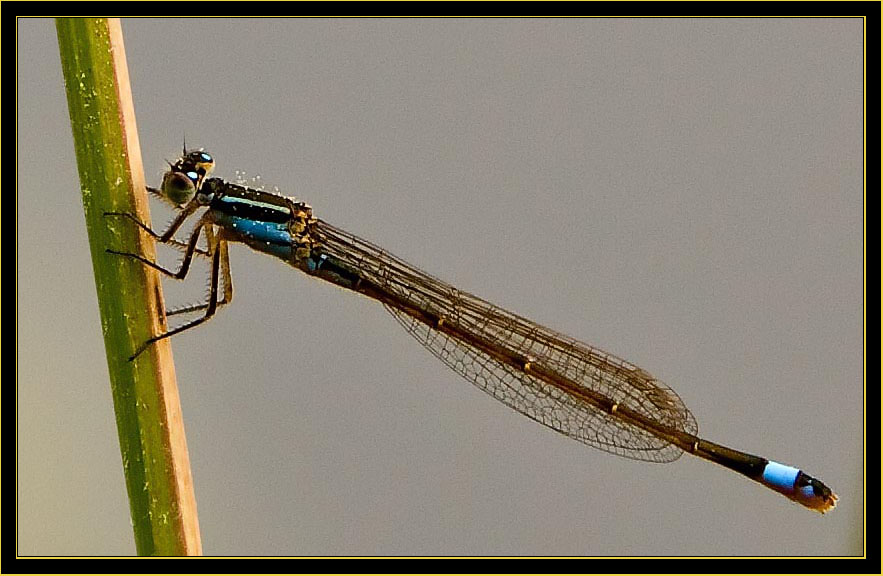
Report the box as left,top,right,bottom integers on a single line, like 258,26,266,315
130,232,227,361
104,195,199,243
106,212,212,281
106,208,221,335
162,238,211,258
166,227,234,317
104,209,210,257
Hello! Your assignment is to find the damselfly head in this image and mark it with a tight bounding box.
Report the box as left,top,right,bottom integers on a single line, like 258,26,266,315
161,149,215,205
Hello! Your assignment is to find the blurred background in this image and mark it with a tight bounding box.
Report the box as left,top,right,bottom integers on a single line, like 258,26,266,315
18,18,864,556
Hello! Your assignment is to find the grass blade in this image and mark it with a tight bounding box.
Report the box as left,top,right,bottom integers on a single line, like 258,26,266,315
56,17,201,556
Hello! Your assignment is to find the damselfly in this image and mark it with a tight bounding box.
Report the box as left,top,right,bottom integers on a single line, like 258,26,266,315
106,148,838,513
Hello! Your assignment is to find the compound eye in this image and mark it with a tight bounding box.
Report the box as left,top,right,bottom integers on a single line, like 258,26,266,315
161,170,197,205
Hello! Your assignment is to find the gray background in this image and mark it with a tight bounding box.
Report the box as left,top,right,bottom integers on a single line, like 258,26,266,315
18,18,863,556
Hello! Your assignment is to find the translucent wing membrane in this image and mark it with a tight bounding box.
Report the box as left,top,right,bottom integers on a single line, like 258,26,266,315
316,220,698,462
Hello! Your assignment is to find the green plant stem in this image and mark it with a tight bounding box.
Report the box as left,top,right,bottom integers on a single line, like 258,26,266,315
56,17,201,556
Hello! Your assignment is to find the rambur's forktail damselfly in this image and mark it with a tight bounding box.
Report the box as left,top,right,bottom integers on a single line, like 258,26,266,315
105,148,838,513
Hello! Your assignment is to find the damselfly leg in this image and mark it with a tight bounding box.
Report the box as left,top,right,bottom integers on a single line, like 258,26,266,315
163,227,234,317
126,228,229,360
104,207,234,360
104,206,210,258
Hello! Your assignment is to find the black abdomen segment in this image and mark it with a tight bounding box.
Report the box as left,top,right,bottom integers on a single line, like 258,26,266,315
694,438,837,512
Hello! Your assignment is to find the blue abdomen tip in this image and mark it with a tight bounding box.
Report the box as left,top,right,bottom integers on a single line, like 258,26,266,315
762,461,800,492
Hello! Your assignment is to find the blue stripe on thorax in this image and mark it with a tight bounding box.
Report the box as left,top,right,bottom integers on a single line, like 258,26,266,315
211,185,293,224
